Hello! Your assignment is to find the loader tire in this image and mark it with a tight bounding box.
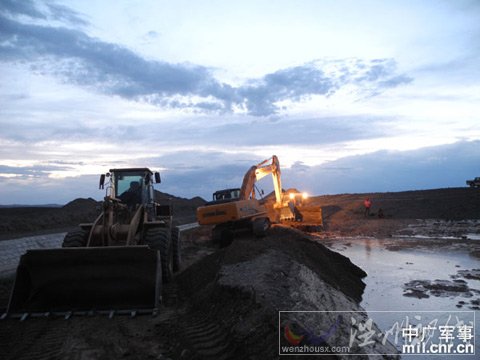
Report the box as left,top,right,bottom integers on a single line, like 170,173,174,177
62,229,88,247
252,217,270,238
171,226,181,273
145,227,173,283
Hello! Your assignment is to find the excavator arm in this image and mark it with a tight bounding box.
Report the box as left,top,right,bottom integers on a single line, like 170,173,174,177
239,155,283,206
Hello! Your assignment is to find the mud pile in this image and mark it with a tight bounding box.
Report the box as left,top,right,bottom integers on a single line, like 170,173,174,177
171,227,398,359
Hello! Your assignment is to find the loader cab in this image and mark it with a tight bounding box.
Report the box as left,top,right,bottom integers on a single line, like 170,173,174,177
100,168,161,207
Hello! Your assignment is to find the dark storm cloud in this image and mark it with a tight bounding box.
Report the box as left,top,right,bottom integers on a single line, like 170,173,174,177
0,1,412,116
282,140,480,194
236,61,412,115
0,0,87,25
0,164,73,177
120,140,480,199
45,2,89,26
0,0,46,19
236,64,336,116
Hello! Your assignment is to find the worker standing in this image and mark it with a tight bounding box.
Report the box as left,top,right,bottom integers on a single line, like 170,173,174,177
364,198,372,217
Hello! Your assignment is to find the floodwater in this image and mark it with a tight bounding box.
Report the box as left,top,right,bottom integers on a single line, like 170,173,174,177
319,236,479,359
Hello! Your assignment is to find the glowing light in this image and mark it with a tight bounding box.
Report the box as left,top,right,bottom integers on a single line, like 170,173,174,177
302,192,308,199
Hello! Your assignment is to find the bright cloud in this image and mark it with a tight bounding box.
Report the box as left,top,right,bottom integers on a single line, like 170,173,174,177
0,0,479,204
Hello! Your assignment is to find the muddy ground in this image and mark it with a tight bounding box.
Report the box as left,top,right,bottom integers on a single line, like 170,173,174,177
312,187,480,237
0,227,399,359
0,187,478,359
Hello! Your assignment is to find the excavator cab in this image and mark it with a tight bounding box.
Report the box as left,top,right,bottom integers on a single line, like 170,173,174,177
211,188,241,203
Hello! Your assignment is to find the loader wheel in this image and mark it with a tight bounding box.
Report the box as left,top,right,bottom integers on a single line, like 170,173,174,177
145,227,173,283
62,229,88,247
171,226,181,273
252,217,270,238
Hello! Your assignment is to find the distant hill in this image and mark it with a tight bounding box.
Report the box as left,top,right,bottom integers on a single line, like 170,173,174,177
154,190,206,224
0,191,206,239
1,187,477,240
0,204,62,208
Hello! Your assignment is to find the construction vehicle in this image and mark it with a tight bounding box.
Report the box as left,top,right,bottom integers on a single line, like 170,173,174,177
7,168,180,317
466,177,480,188
196,156,322,245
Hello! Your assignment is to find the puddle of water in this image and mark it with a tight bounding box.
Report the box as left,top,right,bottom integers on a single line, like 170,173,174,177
321,237,479,359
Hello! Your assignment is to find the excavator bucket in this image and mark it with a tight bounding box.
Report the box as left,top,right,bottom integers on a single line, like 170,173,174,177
284,205,324,232
298,205,323,226
7,246,161,315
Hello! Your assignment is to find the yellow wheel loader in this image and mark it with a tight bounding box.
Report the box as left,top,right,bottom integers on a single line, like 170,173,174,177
7,168,180,317
196,156,322,246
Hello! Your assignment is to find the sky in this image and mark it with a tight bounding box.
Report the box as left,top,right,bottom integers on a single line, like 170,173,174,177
0,0,479,204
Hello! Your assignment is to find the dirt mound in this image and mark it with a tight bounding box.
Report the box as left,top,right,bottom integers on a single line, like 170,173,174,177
0,200,100,240
62,197,98,211
0,192,205,240
154,190,205,224
170,227,397,359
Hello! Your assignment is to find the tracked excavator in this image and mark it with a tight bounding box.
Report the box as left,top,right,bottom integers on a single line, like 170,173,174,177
196,156,322,245
6,168,180,318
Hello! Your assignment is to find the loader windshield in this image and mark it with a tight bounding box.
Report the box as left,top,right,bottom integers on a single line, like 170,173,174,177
115,172,145,206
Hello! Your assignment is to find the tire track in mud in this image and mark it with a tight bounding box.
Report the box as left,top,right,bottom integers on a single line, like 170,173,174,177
176,312,236,360
159,280,236,359
0,318,68,360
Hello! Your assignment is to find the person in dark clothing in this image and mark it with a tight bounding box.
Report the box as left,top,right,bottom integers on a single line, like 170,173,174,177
364,198,372,217
120,181,142,209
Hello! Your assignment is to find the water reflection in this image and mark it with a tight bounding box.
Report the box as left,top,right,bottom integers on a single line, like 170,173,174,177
319,236,479,359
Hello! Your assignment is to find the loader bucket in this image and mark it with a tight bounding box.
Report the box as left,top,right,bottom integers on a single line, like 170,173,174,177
7,246,162,314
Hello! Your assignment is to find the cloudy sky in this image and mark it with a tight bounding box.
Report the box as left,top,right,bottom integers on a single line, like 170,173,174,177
1,0,479,204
